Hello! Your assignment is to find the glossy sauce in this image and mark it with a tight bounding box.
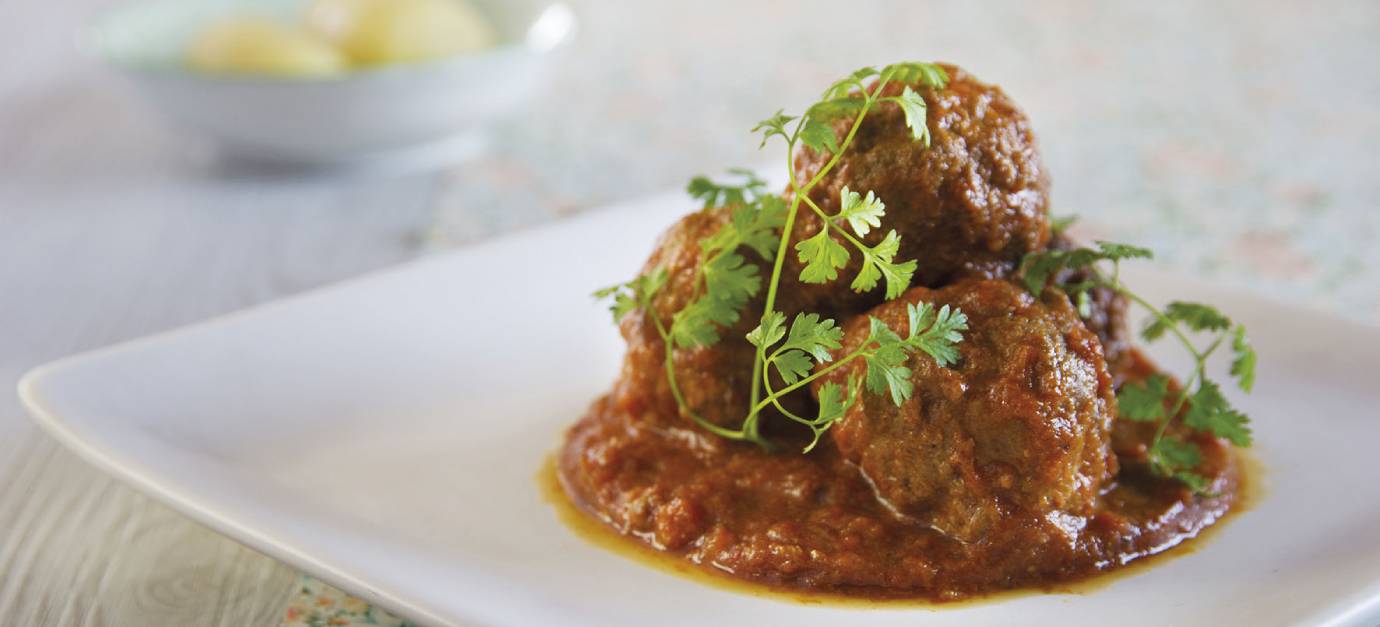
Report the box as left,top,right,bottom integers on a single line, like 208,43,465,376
541,452,1257,606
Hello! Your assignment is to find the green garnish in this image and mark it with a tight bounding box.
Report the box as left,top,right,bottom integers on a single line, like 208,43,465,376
1019,240,1257,492
1050,214,1079,234
598,62,962,451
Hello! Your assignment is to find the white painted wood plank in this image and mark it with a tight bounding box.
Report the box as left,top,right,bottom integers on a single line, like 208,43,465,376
0,171,438,626
0,2,444,623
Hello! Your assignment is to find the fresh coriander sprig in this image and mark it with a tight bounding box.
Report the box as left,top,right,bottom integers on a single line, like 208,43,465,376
796,190,918,299
746,303,970,451
1050,214,1078,234
596,62,963,451
739,61,951,443
671,178,787,349
1019,238,1257,492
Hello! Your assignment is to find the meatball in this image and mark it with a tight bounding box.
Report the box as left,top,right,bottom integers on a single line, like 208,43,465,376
789,64,1050,314
817,279,1116,543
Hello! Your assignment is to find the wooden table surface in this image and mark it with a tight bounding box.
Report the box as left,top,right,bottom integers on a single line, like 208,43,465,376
0,2,441,623
4,0,1378,625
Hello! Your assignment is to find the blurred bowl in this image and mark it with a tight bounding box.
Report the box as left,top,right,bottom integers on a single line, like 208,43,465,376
92,0,575,165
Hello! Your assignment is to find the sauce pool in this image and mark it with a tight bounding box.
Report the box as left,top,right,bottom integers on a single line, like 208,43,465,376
538,452,1260,607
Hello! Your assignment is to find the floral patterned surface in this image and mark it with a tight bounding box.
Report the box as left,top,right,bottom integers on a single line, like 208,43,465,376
280,576,413,627
284,0,1380,625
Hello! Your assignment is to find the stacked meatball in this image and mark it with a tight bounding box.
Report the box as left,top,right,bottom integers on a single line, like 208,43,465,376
614,64,1129,543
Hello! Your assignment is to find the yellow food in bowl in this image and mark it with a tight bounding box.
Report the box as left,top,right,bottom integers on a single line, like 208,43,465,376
187,16,346,77
305,0,495,66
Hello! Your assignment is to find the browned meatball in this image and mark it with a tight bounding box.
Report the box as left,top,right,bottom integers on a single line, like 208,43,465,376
789,64,1050,314
817,279,1117,543
617,65,1052,439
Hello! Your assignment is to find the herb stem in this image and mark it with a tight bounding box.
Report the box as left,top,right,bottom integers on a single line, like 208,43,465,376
742,81,887,438
750,351,867,417
1152,369,1198,450
744,185,804,437
648,305,763,444
1101,268,1204,363
801,195,871,251
1100,268,1218,457
1200,333,1227,360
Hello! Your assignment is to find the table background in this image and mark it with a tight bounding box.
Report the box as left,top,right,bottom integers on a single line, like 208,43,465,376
1,0,1376,625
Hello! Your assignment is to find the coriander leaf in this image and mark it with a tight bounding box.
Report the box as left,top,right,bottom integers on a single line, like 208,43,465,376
1050,214,1079,234
881,62,949,89
822,67,879,100
772,349,814,385
916,63,949,88
1095,241,1154,261
876,257,919,300
686,170,766,209
1020,241,1152,298
746,310,787,349
667,176,783,351
781,312,844,362
870,353,912,406
610,293,638,322
1153,436,1203,468
685,176,719,208
1184,379,1253,446
1063,247,1107,270
671,254,760,348
1150,436,1203,475
904,302,968,367
1019,250,1067,296
591,284,620,299
851,230,916,299
887,86,932,146
1144,301,1232,341
703,252,761,305
1230,325,1257,392
1171,469,1210,493
862,318,913,405
796,230,850,284
815,380,847,423
751,110,796,149
1149,435,1210,492
1165,301,1232,332
881,260,920,300
1140,318,1169,342
1117,373,1171,422
644,267,669,293
594,268,667,324
729,195,788,260
803,376,858,453
806,97,866,123
836,186,886,237
799,117,840,154
671,298,733,348
699,219,738,255
852,260,881,293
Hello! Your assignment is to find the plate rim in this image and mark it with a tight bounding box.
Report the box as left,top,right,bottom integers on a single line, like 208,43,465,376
17,193,1380,627
19,365,458,627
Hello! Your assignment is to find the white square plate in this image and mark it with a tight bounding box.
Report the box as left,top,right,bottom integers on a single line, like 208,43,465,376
20,191,1380,626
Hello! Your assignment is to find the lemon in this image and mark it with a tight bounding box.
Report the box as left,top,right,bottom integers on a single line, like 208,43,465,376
187,16,346,77
306,0,495,66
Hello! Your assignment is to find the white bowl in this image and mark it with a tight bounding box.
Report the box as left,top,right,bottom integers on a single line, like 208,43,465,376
92,0,575,165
